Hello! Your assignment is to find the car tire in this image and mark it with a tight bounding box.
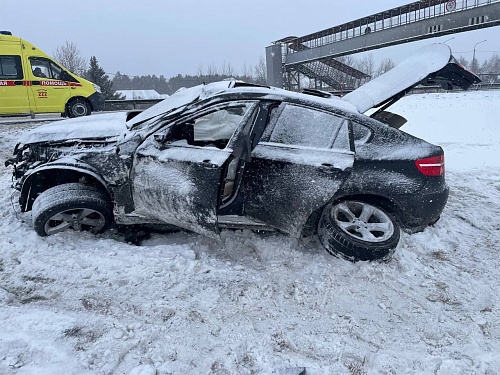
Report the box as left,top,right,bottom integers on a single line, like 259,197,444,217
67,99,91,117
32,183,113,237
318,200,400,262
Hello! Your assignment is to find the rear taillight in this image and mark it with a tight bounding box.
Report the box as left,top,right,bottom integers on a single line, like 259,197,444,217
415,155,445,176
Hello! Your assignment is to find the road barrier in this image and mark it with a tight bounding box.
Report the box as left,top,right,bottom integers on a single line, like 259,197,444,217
104,99,163,112
329,82,500,96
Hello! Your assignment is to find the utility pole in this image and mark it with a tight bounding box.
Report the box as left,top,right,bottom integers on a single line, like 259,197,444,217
472,40,486,72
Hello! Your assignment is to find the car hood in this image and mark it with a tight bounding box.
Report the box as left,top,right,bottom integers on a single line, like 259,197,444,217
343,44,481,113
126,80,235,129
19,112,129,145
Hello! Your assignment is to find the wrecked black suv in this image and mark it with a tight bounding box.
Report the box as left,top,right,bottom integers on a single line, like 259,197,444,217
5,44,480,261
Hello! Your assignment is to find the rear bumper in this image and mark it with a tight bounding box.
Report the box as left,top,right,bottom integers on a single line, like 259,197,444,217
398,181,449,232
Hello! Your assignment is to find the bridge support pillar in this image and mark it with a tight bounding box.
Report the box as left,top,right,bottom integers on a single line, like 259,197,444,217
266,44,283,88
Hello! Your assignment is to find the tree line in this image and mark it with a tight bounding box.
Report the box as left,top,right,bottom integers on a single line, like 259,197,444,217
53,41,267,99
54,40,500,100
112,56,267,96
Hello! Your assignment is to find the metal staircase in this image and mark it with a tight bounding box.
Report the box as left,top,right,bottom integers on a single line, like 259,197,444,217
286,43,370,91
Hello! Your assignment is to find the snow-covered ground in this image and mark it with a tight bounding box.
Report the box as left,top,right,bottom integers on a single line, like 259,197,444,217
0,90,499,374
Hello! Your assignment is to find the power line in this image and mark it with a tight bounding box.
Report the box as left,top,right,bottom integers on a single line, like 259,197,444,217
454,50,500,53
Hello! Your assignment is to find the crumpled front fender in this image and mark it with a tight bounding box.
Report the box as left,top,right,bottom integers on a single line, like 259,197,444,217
20,157,110,212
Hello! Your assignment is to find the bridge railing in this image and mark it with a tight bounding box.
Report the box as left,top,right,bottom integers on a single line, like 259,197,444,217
285,0,499,52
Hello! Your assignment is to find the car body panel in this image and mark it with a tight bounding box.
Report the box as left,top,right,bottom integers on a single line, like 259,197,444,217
132,140,232,237
339,116,449,230
423,57,481,90
243,143,354,236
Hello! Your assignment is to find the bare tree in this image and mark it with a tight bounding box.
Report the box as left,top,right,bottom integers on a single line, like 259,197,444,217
471,56,480,74
356,54,375,79
253,56,267,85
240,62,253,80
375,57,395,77
480,54,500,73
457,56,469,69
221,61,235,78
205,63,219,82
329,55,361,89
196,64,204,77
196,64,207,84
54,40,87,75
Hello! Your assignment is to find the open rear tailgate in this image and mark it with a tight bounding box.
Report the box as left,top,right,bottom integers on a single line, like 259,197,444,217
421,56,481,90
342,44,481,114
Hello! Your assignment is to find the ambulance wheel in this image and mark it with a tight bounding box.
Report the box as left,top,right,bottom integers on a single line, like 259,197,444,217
67,99,91,117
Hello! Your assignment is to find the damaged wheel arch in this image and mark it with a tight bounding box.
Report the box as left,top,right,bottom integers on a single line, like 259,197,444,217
32,183,113,236
19,162,112,212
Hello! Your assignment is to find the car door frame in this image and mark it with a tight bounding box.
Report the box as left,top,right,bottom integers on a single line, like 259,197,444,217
130,101,259,238
239,101,355,237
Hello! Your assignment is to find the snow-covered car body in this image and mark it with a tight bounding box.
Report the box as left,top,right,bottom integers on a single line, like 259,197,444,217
5,44,480,261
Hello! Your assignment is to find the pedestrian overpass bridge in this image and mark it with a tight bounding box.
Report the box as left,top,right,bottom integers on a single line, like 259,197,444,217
266,0,500,91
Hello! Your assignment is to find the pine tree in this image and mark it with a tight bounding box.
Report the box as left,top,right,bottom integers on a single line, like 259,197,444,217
112,72,132,91
84,56,124,100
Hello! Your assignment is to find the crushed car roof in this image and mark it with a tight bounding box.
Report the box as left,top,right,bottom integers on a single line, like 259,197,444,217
126,81,359,129
126,81,236,128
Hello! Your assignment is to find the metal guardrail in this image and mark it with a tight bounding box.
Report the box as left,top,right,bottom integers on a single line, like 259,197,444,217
104,98,163,112
414,82,500,93
327,82,500,96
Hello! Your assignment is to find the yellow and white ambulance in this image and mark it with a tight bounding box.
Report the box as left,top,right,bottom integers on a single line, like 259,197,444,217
0,31,104,117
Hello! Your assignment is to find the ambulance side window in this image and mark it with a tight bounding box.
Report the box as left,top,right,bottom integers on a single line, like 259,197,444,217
49,62,62,80
29,57,78,82
0,55,23,79
30,58,50,79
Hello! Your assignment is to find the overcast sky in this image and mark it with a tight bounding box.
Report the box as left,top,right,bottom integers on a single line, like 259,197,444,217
2,1,498,78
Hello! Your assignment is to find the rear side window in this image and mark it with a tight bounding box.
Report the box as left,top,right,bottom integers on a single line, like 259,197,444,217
267,104,348,149
0,55,23,79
